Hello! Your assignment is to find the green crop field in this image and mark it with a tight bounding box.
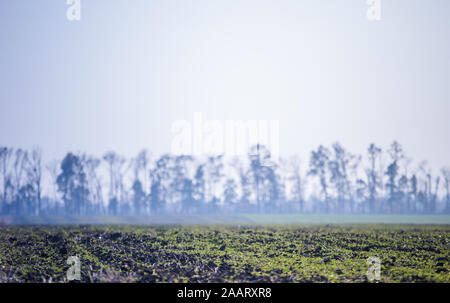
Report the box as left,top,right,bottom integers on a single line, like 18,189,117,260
0,224,449,283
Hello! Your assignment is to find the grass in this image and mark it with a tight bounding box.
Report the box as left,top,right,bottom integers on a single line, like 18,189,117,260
0,224,448,283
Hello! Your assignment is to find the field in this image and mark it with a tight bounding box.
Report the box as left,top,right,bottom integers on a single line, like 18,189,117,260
0,224,449,283
2,214,450,225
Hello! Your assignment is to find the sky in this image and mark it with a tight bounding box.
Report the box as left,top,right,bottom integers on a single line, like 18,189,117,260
0,0,449,173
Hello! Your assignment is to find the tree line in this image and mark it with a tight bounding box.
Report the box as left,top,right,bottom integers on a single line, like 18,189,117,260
0,141,449,216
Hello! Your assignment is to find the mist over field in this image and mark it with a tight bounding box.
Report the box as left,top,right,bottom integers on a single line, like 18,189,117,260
1,141,450,224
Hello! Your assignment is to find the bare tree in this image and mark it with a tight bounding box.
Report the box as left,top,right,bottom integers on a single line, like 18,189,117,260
385,141,404,213
365,144,382,213
26,147,42,215
328,142,355,213
429,175,440,214
442,167,450,213
103,152,129,215
289,156,305,213
135,149,150,193
0,147,13,209
417,161,431,213
12,149,28,199
230,157,252,212
82,155,103,215
46,159,60,211
309,145,330,213
205,155,224,213
248,145,276,213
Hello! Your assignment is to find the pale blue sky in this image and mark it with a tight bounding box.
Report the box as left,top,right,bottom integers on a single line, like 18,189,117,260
0,0,449,172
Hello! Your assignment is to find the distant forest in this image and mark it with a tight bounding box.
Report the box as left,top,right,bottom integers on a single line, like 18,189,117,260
0,141,449,216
